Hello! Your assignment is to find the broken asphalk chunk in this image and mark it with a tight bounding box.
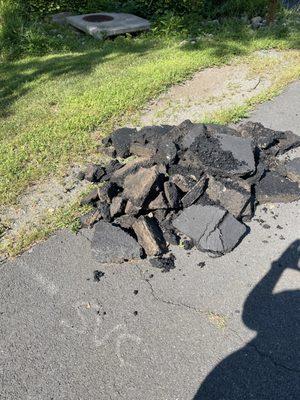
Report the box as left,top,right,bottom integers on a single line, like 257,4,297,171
78,120,300,264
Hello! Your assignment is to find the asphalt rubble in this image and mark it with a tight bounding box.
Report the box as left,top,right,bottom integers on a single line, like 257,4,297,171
78,120,300,270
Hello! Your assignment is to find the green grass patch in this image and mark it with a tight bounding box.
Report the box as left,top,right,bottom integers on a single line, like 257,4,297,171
0,18,300,207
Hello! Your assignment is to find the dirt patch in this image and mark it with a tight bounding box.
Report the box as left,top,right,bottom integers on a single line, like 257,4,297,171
138,50,297,126
0,167,87,232
0,166,91,260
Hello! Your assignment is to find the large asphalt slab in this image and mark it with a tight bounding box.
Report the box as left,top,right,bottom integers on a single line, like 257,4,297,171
1,82,300,400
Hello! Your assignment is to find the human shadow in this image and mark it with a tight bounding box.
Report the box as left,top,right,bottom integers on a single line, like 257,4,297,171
194,240,300,400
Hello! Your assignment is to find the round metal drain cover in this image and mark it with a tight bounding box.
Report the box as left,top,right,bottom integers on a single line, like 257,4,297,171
83,14,114,23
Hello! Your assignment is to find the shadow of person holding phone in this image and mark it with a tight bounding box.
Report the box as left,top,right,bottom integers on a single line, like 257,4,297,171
194,240,300,400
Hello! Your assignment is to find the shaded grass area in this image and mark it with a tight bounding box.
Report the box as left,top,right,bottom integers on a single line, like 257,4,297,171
1,20,300,207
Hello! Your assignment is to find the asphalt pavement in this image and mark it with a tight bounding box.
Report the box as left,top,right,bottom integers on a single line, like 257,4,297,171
0,82,299,400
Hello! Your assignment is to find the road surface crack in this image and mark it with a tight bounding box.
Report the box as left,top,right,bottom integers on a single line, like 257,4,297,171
139,269,217,319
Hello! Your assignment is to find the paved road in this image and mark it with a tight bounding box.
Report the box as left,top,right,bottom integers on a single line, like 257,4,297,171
1,82,300,400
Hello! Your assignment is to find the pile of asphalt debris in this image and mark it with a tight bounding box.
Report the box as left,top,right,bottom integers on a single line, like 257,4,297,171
79,120,300,271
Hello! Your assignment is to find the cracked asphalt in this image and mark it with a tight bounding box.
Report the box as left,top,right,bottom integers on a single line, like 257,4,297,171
0,82,300,400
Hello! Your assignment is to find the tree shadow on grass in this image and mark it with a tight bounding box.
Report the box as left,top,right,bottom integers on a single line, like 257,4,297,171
194,240,300,400
0,38,158,118
0,22,299,118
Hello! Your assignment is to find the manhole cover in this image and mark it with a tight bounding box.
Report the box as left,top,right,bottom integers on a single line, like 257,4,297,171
67,13,150,39
83,14,114,23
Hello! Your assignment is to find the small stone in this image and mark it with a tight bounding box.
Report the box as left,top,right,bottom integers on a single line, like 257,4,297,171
256,171,300,204
164,181,181,209
179,39,189,47
110,196,126,218
123,166,160,207
93,270,105,282
133,290,138,295
182,238,194,250
85,164,105,182
262,224,271,229
149,254,176,272
181,176,207,208
251,16,263,29
91,221,142,263
102,135,111,147
77,171,85,181
132,216,167,257
198,262,205,268
285,158,300,183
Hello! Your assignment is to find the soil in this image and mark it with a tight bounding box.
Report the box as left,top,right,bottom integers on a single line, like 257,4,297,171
0,166,90,260
138,50,294,126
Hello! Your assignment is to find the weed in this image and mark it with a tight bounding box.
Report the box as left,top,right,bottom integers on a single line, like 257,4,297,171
0,199,91,258
203,52,300,124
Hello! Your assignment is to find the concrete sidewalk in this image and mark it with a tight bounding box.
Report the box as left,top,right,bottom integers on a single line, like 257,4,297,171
0,82,299,400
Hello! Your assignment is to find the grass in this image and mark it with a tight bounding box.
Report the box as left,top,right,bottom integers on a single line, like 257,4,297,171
0,15,300,258
0,198,91,258
1,18,300,207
